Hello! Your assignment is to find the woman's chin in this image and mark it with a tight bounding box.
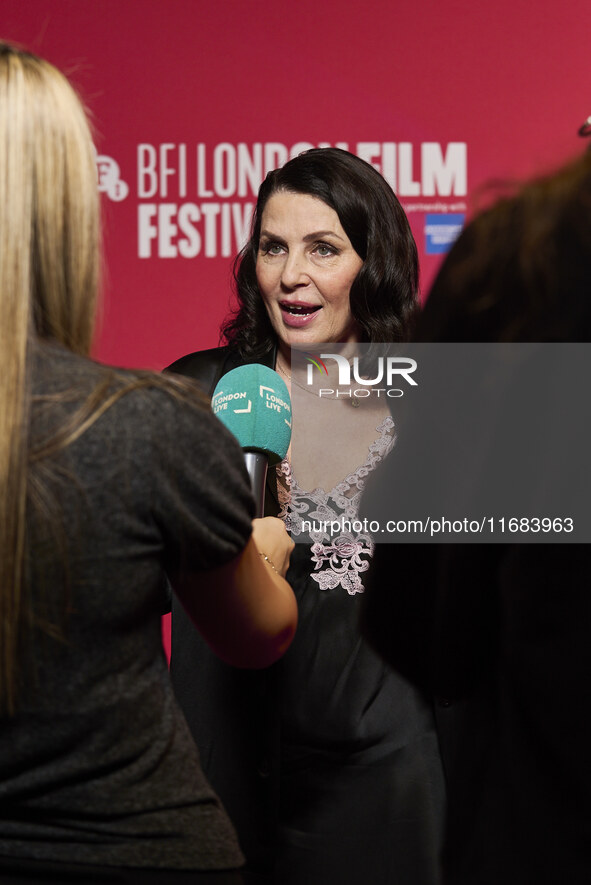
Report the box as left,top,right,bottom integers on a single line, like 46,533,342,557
277,330,361,353
277,327,322,349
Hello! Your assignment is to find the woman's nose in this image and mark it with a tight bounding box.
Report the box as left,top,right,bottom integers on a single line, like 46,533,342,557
280,250,309,288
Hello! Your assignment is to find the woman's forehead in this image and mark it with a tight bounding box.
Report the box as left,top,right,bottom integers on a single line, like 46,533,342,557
260,192,346,237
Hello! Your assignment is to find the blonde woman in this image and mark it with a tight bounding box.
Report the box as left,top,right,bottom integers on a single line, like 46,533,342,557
0,42,296,885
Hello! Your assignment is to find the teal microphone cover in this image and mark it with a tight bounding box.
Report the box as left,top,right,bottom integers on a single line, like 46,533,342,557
212,364,292,463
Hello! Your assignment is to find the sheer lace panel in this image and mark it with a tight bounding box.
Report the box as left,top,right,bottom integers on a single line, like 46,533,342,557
276,416,394,594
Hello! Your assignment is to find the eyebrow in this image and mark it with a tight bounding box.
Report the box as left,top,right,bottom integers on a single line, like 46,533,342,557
259,229,346,242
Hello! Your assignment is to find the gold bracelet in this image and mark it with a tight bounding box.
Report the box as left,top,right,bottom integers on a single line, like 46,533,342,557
259,552,279,574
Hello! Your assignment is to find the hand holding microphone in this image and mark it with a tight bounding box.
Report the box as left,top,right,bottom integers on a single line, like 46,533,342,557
211,364,296,621
212,364,292,517
176,362,297,667
251,516,295,578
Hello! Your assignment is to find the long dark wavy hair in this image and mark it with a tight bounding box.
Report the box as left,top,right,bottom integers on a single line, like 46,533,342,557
221,148,419,359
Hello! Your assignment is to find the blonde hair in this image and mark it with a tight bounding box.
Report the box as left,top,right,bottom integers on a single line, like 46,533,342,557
0,43,99,714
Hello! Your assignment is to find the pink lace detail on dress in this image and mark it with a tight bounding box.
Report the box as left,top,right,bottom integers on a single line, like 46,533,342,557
277,416,394,595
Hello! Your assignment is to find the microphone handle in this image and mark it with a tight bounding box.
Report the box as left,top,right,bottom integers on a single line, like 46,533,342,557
244,451,268,518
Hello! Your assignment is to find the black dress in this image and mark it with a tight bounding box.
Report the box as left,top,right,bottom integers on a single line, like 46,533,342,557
168,347,445,885
272,426,445,885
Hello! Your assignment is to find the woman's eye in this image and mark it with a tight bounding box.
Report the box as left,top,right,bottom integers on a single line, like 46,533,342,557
261,241,285,255
315,243,337,257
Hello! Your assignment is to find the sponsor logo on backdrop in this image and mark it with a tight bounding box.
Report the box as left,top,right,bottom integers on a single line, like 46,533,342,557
425,213,465,254
98,141,468,258
96,153,129,201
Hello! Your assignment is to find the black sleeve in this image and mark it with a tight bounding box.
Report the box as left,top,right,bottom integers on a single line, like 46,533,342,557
142,385,255,577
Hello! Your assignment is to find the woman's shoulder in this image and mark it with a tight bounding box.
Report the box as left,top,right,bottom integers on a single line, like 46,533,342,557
166,345,231,375
165,343,276,397
165,344,276,377
32,339,139,397
31,340,214,446
165,345,237,396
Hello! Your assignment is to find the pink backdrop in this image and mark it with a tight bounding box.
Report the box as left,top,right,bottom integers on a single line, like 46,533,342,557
4,0,590,651
4,0,590,370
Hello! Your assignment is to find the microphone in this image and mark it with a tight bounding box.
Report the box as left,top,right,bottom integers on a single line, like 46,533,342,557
212,365,292,516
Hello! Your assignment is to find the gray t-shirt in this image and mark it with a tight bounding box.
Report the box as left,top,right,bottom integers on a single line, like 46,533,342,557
0,341,254,871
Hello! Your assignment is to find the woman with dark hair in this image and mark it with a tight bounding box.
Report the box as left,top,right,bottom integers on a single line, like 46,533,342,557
222,146,418,359
169,148,445,885
0,41,297,885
